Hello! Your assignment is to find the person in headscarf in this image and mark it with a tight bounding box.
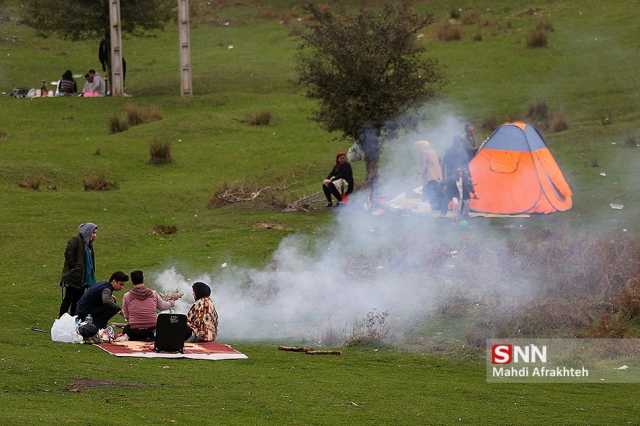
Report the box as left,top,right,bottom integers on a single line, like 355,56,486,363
185,282,219,343
322,152,354,207
58,223,97,317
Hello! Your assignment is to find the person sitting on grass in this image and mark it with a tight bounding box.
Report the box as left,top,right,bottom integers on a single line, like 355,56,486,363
57,70,77,96
441,167,476,219
185,282,219,343
322,152,354,207
121,270,177,341
76,271,129,341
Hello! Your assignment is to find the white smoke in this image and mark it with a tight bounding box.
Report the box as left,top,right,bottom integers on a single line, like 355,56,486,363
154,113,533,342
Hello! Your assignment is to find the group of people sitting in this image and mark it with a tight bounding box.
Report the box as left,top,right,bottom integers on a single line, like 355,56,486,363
56,69,106,97
417,124,478,218
57,223,218,344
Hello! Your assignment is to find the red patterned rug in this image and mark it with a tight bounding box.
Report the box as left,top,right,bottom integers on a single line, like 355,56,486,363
96,341,247,360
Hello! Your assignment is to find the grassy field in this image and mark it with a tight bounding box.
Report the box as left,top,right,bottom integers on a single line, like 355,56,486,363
1,0,640,423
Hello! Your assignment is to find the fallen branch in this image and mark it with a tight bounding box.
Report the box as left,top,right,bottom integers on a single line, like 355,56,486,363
278,345,312,352
305,350,342,356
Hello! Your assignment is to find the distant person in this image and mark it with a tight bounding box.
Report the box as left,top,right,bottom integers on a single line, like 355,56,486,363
82,69,105,96
442,167,476,218
465,123,478,151
415,140,443,211
99,37,127,95
77,271,129,331
121,270,177,341
322,152,354,207
185,282,219,343
443,135,475,180
57,70,77,95
58,223,98,318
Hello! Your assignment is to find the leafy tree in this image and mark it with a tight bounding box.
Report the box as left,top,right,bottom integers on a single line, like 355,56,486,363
297,1,444,184
21,0,174,40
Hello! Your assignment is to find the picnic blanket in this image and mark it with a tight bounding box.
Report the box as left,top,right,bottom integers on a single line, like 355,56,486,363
96,341,248,360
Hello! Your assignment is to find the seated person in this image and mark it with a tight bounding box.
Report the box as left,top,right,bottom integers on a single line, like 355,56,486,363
77,271,129,330
82,69,106,96
121,270,176,341
441,167,476,218
185,282,219,343
415,140,443,211
322,152,354,207
57,70,77,95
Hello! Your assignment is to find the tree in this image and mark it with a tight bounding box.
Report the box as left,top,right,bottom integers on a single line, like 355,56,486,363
297,2,444,185
21,0,174,40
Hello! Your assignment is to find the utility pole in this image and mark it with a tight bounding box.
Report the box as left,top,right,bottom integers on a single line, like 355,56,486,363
109,0,124,96
178,0,193,96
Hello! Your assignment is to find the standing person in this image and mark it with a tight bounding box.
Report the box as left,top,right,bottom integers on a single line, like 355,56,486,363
121,270,177,341
465,123,478,152
58,223,98,317
415,140,443,211
77,271,129,331
443,135,475,180
185,282,219,343
57,70,77,95
322,152,354,207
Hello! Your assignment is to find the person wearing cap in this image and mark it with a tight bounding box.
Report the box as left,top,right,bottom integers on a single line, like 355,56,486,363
185,282,219,343
121,270,177,341
77,271,129,331
58,223,98,317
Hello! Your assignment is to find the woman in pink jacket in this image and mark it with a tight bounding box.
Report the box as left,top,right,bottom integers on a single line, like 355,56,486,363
121,270,175,341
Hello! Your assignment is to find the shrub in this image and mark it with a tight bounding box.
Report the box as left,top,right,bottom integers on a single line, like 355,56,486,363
0,130,7,141
449,8,461,20
437,23,462,41
526,29,548,48
245,111,272,126
124,104,162,126
346,310,389,347
526,100,549,124
18,175,54,191
83,174,116,191
152,224,178,236
109,114,129,134
536,19,554,32
149,142,172,165
461,10,480,25
550,112,569,132
472,33,483,42
481,116,498,132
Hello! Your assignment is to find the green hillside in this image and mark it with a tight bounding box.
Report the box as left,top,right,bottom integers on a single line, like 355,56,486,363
1,0,639,424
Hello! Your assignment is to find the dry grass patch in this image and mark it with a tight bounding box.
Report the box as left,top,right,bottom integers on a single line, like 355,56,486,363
18,175,56,191
245,111,273,126
83,174,116,191
437,23,462,41
526,29,548,48
461,10,480,25
549,112,569,132
108,114,129,134
149,141,172,165
152,224,178,236
0,130,7,142
125,104,162,126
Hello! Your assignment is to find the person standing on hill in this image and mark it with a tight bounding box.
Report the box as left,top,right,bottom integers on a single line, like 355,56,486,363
58,223,98,317
322,152,354,207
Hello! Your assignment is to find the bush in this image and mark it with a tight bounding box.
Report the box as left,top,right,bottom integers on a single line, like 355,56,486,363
526,100,549,124
550,112,569,132
346,310,389,347
109,115,129,134
83,174,116,191
526,29,548,48
125,104,162,126
245,111,272,126
18,175,55,191
152,224,178,236
472,33,483,42
149,142,172,165
437,23,462,41
461,10,480,25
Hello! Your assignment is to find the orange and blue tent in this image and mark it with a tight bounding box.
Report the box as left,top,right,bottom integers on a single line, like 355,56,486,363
469,121,572,214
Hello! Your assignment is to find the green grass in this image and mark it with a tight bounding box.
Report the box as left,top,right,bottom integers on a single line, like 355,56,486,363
1,0,640,423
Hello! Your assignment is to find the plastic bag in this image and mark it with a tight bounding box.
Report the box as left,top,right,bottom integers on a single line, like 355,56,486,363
51,313,83,343
347,143,365,162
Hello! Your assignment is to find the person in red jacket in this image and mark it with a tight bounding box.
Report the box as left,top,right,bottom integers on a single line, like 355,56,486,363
121,270,177,341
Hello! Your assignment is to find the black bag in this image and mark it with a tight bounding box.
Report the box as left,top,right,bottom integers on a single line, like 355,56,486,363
154,313,187,353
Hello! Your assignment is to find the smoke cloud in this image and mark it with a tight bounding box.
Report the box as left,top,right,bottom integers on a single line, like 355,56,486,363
155,113,535,342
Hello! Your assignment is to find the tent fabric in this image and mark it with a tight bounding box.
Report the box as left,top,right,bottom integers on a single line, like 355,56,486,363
469,122,572,215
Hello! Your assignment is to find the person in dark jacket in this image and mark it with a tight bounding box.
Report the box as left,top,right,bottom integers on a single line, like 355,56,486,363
58,223,98,318
77,271,129,330
322,152,354,207
57,70,77,95
442,135,475,180
441,167,476,218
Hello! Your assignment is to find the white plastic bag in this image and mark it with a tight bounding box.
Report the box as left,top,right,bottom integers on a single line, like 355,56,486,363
51,313,83,343
347,142,365,162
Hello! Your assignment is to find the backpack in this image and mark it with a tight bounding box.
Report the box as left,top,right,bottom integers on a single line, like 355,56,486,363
154,313,187,353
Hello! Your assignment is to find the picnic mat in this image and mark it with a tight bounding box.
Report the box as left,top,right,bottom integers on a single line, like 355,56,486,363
96,341,248,360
